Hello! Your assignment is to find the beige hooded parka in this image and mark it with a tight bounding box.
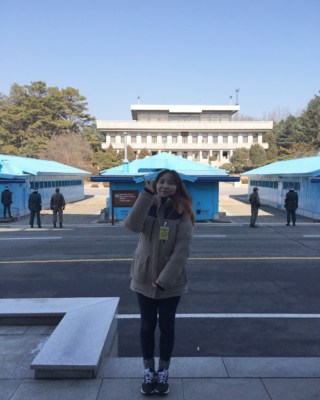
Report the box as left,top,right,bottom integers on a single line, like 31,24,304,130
124,190,193,299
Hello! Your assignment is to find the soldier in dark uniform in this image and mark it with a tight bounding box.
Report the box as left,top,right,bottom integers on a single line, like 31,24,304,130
28,189,42,228
1,186,13,218
50,187,66,228
285,186,298,226
249,187,260,228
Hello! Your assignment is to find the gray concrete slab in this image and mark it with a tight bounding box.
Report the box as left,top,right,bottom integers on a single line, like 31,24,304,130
1,330,320,400
0,297,115,316
170,357,228,378
182,378,271,400
0,334,48,356
97,357,228,378
0,297,119,379
98,378,184,400
97,357,141,378
0,354,27,379
224,357,320,377
10,379,102,400
30,298,119,378
0,380,22,400
263,378,320,400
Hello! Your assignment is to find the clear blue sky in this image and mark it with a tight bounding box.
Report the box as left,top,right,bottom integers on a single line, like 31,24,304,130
1,0,319,121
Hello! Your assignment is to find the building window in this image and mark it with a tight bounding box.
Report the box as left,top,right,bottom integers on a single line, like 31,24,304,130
141,134,147,143
222,151,229,159
131,135,136,143
192,134,198,144
162,133,167,143
172,134,177,143
152,135,157,143
212,134,218,143
120,136,124,143
233,134,238,143
253,133,258,143
243,134,248,143
110,135,116,143
202,134,208,143
182,151,188,158
181,132,188,144
202,151,208,159
223,135,228,143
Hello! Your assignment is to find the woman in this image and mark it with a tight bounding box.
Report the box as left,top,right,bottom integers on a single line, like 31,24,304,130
124,169,194,395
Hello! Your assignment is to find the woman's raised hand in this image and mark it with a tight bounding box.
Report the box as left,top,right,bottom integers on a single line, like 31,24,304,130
143,176,154,193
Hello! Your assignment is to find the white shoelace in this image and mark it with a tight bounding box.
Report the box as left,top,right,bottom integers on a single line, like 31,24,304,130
144,369,155,383
157,369,169,383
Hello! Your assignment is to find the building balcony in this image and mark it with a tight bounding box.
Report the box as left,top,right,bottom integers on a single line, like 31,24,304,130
97,120,273,132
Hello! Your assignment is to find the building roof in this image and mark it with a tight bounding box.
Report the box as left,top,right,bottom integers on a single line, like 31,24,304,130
0,154,91,179
242,155,320,177
131,104,240,119
94,152,239,183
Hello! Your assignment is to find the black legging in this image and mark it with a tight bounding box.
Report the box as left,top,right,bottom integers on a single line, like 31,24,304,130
137,292,180,362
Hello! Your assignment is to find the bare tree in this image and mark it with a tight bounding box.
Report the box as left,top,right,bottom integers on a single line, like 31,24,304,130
40,132,93,171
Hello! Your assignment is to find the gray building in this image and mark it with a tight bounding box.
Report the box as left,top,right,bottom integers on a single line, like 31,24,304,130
97,104,273,166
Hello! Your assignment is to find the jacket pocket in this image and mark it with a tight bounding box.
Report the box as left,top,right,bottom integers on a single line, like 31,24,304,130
131,253,150,283
159,257,187,288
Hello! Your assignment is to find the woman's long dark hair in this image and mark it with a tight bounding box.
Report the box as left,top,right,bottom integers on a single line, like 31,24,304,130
154,169,195,225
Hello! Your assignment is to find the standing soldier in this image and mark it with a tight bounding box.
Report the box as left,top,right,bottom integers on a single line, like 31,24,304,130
1,186,13,219
249,187,260,228
28,189,42,228
285,185,298,226
50,187,66,228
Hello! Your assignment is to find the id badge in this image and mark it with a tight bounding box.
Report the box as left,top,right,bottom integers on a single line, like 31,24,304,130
159,226,170,241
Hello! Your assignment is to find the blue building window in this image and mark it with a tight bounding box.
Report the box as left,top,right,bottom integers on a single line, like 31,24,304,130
250,180,279,189
31,179,83,189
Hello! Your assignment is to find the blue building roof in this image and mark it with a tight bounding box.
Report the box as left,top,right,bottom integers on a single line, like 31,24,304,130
0,154,91,179
95,152,238,183
242,155,320,177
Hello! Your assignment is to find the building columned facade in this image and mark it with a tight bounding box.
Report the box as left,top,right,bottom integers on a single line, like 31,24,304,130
97,104,273,166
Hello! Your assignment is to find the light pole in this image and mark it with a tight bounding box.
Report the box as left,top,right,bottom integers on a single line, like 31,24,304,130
123,132,128,162
122,132,129,172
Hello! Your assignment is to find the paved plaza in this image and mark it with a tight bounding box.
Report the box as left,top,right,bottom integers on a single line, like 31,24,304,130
1,183,320,399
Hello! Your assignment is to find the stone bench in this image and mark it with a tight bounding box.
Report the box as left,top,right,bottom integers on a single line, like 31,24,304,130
0,297,119,379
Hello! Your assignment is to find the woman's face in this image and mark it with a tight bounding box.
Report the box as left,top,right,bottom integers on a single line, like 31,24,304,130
156,173,177,198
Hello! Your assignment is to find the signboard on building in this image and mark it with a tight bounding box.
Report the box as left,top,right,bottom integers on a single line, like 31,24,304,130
111,190,139,224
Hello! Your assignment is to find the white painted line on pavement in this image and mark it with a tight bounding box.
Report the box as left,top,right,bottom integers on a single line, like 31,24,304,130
193,234,226,238
118,313,320,319
0,237,62,240
303,235,320,238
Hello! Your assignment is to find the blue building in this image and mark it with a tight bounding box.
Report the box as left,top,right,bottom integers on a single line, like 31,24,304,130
242,155,320,220
0,154,91,218
91,152,239,222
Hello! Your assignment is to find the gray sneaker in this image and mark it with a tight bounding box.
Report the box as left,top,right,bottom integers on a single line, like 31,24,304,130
141,368,157,395
155,369,169,395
